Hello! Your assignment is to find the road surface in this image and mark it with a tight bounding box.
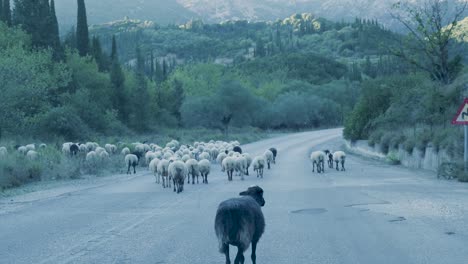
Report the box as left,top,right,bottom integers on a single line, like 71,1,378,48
1,128,468,264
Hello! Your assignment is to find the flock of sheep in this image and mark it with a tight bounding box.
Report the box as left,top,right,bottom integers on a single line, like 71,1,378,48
310,149,347,173
35,140,278,194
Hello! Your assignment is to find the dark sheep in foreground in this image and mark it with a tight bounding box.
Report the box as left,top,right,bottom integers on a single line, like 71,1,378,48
215,186,266,264
269,148,277,164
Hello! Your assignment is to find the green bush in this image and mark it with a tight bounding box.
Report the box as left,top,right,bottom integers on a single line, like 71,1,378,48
386,151,401,165
404,137,416,154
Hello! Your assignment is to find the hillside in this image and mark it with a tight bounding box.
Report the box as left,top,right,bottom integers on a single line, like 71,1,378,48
56,0,403,33
90,14,397,67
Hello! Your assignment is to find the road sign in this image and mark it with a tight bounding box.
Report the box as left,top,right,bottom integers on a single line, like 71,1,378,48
452,98,468,172
452,98,468,125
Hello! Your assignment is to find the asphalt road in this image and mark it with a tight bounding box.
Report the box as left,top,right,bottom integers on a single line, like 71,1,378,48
1,128,468,264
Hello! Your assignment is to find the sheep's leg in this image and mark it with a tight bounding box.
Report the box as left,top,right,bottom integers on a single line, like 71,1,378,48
267,162,271,170
251,241,257,264
336,161,339,171
173,179,176,192
222,244,231,264
234,246,245,264
341,161,345,171
312,162,315,172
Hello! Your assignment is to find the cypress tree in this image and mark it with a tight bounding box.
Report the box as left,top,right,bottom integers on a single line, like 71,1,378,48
92,36,108,72
3,0,12,26
132,46,150,130
149,51,155,81
49,0,63,60
162,59,167,81
76,0,89,56
110,35,118,61
0,1,4,24
110,39,127,121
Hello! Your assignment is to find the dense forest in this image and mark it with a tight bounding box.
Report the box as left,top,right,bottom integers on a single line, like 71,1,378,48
0,0,467,160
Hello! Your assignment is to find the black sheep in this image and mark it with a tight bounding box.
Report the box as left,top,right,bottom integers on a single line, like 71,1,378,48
233,146,242,154
70,144,79,156
215,186,265,264
269,148,277,164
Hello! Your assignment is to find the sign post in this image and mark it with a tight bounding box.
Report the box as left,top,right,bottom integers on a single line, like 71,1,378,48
452,98,468,172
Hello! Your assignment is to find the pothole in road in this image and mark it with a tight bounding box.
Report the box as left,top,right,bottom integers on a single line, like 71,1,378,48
445,231,456,235
290,208,328,215
388,216,406,222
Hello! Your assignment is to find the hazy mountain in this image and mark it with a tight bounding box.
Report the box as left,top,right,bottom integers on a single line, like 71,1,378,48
55,0,458,33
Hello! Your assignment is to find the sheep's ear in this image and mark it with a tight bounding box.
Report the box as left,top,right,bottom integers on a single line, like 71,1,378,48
239,191,247,196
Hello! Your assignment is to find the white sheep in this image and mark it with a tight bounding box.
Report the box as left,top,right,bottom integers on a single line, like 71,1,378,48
235,156,248,180
39,144,47,150
310,151,326,173
222,157,236,181
95,147,106,155
17,146,28,156
124,154,139,174
199,152,211,161
0,146,8,157
25,144,35,151
121,147,131,156
185,159,200,184
263,150,274,170
145,151,157,165
242,153,253,176
99,151,110,161
169,160,187,193
333,151,347,171
85,142,97,152
216,152,227,165
79,144,88,154
252,156,266,178
26,150,39,161
198,159,211,184
105,144,117,154
62,142,72,155
181,154,191,163
158,159,171,188
149,158,161,183
86,151,99,168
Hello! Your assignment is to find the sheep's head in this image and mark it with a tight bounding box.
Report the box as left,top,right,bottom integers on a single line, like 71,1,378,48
240,185,265,207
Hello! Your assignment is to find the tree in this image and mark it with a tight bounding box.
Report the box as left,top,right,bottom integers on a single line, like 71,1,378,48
76,0,89,56
255,37,266,57
130,46,150,130
108,36,127,121
2,0,11,26
170,79,184,125
110,35,117,61
391,0,467,84
49,0,63,60
91,36,108,72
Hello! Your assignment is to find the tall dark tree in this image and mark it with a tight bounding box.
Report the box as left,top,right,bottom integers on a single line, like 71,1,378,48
76,0,89,56
170,79,185,125
255,38,266,57
110,35,118,61
131,46,150,130
13,0,52,48
49,0,63,60
2,0,12,26
110,39,127,121
64,26,77,49
91,36,108,72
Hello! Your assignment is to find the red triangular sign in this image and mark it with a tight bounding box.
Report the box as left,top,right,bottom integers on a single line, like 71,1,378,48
452,98,468,125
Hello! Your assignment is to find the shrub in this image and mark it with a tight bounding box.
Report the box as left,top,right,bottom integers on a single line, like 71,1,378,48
404,137,416,154
386,151,401,165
